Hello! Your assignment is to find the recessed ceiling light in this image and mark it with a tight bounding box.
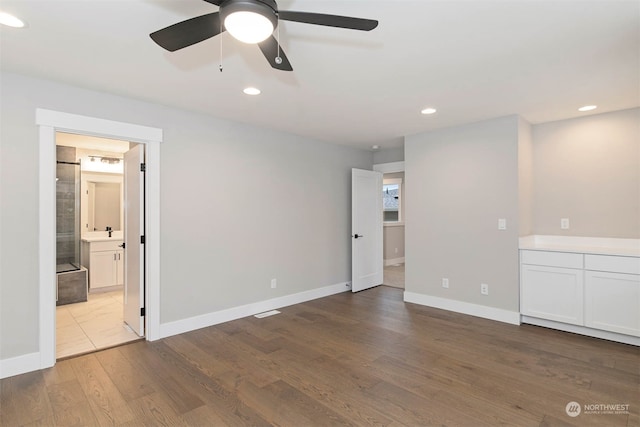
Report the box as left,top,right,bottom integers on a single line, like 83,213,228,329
421,107,437,115
243,87,261,95
0,11,25,28
372,145,380,150
578,105,597,112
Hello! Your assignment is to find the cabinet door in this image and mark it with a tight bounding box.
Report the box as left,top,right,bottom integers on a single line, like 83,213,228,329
115,249,124,286
90,251,117,289
585,271,640,337
521,264,584,325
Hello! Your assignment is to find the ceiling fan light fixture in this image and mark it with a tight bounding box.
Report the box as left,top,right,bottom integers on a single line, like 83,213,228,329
221,1,278,44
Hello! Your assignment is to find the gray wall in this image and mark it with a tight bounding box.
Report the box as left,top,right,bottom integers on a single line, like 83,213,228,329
373,146,404,164
531,108,639,238
0,72,372,360
405,116,521,312
518,118,533,236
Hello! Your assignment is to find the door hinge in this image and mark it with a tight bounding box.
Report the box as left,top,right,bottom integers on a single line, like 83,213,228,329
140,163,146,172
140,307,145,317
140,235,145,244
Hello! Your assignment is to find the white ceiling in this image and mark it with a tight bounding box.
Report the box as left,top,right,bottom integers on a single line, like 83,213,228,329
1,0,638,150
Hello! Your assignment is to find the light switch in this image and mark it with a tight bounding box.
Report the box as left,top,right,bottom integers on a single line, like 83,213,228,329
498,218,507,230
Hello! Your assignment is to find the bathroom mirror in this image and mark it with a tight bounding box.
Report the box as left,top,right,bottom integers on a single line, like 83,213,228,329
81,173,124,234
88,182,121,231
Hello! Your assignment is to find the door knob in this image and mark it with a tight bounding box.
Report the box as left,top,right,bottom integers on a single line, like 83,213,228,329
352,234,363,239
118,243,125,248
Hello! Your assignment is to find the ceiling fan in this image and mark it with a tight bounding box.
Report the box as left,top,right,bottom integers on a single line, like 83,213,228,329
150,0,378,71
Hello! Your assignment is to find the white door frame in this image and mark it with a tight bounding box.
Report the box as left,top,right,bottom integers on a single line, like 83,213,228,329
37,109,162,370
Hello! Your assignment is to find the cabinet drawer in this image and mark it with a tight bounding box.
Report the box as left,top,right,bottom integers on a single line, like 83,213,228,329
585,255,640,275
90,240,123,252
520,250,583,269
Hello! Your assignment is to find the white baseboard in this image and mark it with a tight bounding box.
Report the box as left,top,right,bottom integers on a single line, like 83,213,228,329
521,316,640,346
404,292,521,325
0,352,41,380
384,257,405,266
159,281,351,339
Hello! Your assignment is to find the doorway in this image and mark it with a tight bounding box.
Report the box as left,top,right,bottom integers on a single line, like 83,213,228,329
373,162,406,289
55,132,141,358
37,108,162,371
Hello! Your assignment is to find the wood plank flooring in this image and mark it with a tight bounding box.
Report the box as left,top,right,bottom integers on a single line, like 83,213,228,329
2,286,638,426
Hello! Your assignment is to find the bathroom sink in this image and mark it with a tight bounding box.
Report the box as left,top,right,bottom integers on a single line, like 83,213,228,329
82,231,123,242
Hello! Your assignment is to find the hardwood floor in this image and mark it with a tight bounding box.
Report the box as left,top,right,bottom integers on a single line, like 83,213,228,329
2,286,638,426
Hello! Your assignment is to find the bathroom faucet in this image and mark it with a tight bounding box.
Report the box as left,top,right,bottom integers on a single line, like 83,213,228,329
106,226,112,238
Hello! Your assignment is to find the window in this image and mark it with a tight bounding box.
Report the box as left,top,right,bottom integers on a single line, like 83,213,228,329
383,178,402,223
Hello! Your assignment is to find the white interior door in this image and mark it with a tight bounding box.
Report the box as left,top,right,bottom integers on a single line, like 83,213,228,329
352,168,383,292
123,144,145,336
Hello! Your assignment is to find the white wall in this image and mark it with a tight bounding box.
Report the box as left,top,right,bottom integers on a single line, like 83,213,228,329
405,116,521,315
0,72,372,362
532,108,639,238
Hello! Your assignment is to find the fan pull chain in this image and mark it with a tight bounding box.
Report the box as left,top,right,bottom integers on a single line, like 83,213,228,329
219,15,223,72
275,19,283,65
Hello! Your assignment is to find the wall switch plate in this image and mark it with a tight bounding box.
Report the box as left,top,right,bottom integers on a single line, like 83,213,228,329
442,278,449,288
561,218,570,229
481,283,489,295
498,218,507,230
271,278,277,289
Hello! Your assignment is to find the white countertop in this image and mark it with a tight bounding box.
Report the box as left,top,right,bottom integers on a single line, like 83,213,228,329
82,231,123,243
519,235,640,257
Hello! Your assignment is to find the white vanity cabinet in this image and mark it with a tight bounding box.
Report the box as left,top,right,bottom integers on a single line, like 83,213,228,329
82,239,124,290
520,240,640,343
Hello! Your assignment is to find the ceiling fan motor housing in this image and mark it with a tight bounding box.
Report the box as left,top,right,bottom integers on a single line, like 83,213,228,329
220,0,279,32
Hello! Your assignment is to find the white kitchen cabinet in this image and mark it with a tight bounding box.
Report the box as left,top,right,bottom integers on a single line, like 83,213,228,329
521,264,584,325
82,239,124,290
520,245,640,343
585,271,640,337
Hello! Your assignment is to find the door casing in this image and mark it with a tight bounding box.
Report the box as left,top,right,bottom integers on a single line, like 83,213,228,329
37,109,162,370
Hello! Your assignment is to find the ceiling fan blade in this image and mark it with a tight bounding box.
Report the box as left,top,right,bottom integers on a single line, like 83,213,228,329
150,12,223,52
278,11,378,31
258,36,293,71
202,0,223,5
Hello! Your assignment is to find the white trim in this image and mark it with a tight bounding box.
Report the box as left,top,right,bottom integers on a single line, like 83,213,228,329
39,125,57,370
521,316,640,346
384,257,405,266
404,292,521,325
0,352,41,379
36,109,163,372
373,161,405,174
159,282,351,339
36,109,162,143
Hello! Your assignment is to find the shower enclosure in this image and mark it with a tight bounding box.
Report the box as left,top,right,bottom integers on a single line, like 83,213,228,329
56,146,88,306
56,159,81,273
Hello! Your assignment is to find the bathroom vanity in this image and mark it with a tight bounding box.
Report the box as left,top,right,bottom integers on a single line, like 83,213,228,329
519,235,640,345
81,233,124,291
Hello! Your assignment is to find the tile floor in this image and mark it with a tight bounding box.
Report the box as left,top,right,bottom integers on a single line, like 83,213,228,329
56,288,141,359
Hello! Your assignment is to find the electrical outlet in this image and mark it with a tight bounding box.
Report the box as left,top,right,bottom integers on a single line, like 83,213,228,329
498,218,507,230
481,283,489,295
442,278,449,288
271,278,277,289
395,247,398,254
561,218,570,229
